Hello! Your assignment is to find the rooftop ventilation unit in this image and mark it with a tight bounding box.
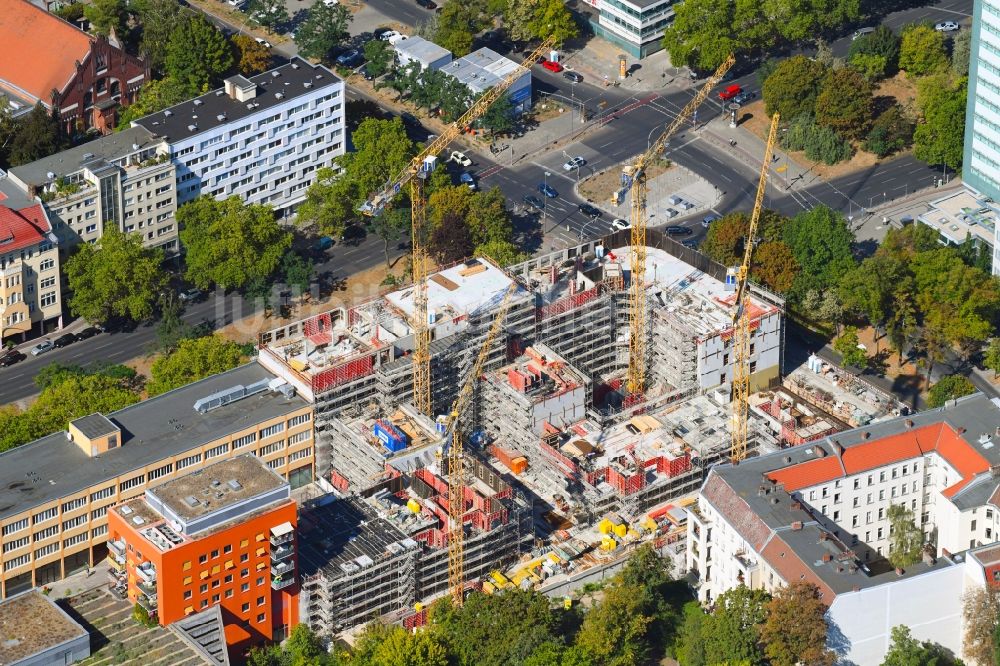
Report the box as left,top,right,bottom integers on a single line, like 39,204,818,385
46,171,55,179
120,505,134,515
227,479,243,491
277,383,296,398
271,71,280,78
132,516,145,525
291,62,299,69
245,378,270,396
187,124,198,131
304,82,312,88
216,90,225,96
132,143,140,150
193,384,247,414
82,153,94,160
275,93,284,99
217,114,226,121
183,496,200,508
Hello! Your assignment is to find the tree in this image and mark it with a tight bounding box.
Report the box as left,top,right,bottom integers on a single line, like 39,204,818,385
479,94,516,137
353,624,449,666
148,335,247,396
886,504,925,569
64,227,167,324
429,211,475,264
575,582,654,666
281,251,314,296
882,625,961,666
913,74,967,171
760,583,835,666
529,0,579,47
231,34,272,75
899,24,948,76
838,253,908,345
364,39,394,78
985,339,1000,378
952,29,972,77
864,105,914,157
9,104,62,166
247,0,289,32
296,167,354,238
782,205,856,300
369,205,410,268
964,587,1000,666
701,586,770,665
661,0,757,72
675,602,708,666
476,239,527,266
116,77,193,129
435,3,477,57
296,1,352,61
752,241,799,293
815,68,874,139
84,0,129,37
763,56,830,120
338,117,417,211
178,196,291,291
833,326,868,369
248,624,339,666
132,0,182,70
848,25,900,80
926,374,976,408
166,14,233,92
701,213,750,266
781,114,854,165
30,373,140,438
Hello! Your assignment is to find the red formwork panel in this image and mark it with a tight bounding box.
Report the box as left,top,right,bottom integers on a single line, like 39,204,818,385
415,468,450,497
329,469,350,492
403,608,429,630
541,440,579,477
311,354,375,393
536,285,601,322
303,312,332,338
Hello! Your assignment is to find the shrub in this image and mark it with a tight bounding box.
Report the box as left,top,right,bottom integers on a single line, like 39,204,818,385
863,105,915,157
781,115,854,165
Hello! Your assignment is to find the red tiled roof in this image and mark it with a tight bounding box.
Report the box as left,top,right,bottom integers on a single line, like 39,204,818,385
767,455,844,493
766,422,992,499
0,0,93,104
702,472,774,552
0,204,50,253
760,534,836,603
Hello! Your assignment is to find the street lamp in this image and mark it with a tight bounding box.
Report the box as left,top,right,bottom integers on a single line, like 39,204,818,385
543,171,551,226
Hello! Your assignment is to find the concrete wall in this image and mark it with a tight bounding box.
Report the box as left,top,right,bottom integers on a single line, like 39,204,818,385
697,310,782,392
14,632,90,666
826,563,966,666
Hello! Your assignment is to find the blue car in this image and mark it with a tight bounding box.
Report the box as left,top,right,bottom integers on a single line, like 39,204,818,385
538,182,558,198
336,49,363,67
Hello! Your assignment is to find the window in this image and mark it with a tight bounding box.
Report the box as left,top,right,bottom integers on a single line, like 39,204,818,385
851,515,859,527
879,490,885,501
256,576,264,586
33,507,58,524
224,544,232,554
92,524,107,538
833,510,840,521
241,568,249,578
201,600,209,609
3,536,30,552
149,463,173,480
233,432,256,449
4,554,30,571
257,613,266,623
289,431,311,446
878,508,885,520
867,475,873,486
35,543,58,559
257,596,265,606
853,497,860,508
184,590,192,600
3,518,28,536
34,525,58,541
212,579,220,588
62,515,86,531
212,594,220,603
892,467,898,479
866,511,872,524
289,413,311,427
91,486,114,502
39,276,56,289
877,527,884,539
241,553,249,563
242,602,250,613
119,475,145,492
821,487,829,499
973,519,978,531
40,291,57,308
259,441,284,457
205,443,229,459
200,583,208,593
177,453,202,470
91,506,108,520
39,258,54,271
880,471,886,482
242,582,250,592
260,422,285,439
199,554,208,564
289,447,312,462
63,532,87,548
211,549,219,559
224,573,233,583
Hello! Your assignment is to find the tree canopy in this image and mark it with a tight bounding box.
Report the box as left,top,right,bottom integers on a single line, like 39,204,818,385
295,0,352,61
814,68,874,139
9,104,63,167
882,625,962,666
116,77,193,129
762,56,829,120
165,14,233,92
64,227,167,324
913,73,967,171
760,582,835,666
899,24,949,77
147,335,247,396
232,34,273,75
926,375,976,408
782,205,856,299
177,196,291,291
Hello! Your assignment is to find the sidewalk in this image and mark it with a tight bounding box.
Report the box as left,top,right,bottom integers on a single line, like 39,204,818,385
560,38,689,93
699,115,813,190
41,559,109,600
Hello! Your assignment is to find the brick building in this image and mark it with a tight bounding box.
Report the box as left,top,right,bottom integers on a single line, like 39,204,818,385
0,0,148,134
107,454,298,657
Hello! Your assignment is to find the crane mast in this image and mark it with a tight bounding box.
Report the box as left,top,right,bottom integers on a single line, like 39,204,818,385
730,112,780,463
442,283,519,605
360,36,556,419
619,55,735,396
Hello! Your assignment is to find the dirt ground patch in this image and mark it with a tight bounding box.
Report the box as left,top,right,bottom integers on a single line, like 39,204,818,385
578,160,672,202
855,325,928,393
533,98,574,123
876,71,919,110
739,100,883,180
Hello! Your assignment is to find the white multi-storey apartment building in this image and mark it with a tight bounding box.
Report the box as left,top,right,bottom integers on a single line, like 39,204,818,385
581,0,677,58
133,57,345,218
963,0,1000,274
686,393,1000,664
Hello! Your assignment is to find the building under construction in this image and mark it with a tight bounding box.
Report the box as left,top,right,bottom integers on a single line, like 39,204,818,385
259,231,785,630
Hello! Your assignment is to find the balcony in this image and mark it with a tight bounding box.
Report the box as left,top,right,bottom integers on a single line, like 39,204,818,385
272,576,296,591
137,592,157,613
138,579,157,597
271,560,294,578
107,540,126,564
135,561,156,585
270,528,294,547
270,545,295,563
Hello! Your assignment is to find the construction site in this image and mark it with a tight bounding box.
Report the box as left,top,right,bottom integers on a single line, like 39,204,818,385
254,230,793,631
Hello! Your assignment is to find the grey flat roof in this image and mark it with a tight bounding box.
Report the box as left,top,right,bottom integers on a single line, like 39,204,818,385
71,413,119,439
9,125,159,187
0,363,309,521
395,36,451,64
134,57,341,144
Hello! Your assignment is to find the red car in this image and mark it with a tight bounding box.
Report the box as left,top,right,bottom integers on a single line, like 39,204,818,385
718,84,742,101
541,59,564,73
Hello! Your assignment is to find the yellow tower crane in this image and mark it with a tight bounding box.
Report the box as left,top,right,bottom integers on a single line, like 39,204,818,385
361,37,556,418
612,54,735,396
730,112,780,463
440,282,520,605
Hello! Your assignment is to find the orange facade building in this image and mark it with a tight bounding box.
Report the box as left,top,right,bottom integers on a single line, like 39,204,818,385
107,454,298,657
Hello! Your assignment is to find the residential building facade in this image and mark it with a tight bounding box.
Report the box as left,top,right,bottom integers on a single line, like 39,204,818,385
133,58,346,219
7,127,178,254
963,0,1000,274
107,455,298,656
686,393,1000,664
0,0,148,134
0,203,61,342
0,363,314,599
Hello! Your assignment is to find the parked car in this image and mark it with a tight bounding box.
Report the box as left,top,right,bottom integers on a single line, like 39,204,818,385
387,33,408,45
255,37,271,48
541,60,564,73
416,0,438,8
53,333,77,348
682,239,699,248
702,213,720,228
852,26,875,39
314,236,334,252
379,30,403,42
538,182,558,198
733,91,755,105
75,327,101,341
935,21,959,31
523,195,543,210
718,84,742,101
373,27,394,40
336,49,363,67
360,65,375,81
562,156,586,171
0,350,24,367
578,203,602,218
30,340,53,356
449,151,472,167
179,288,204,303
666,225,693,236
459,172,477,190
563,71,583,83
611,218,631,231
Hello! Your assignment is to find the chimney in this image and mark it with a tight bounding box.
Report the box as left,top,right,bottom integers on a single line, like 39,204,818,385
815,447,827,458
922,548,937,566
852,585,861,592
819,531,829,541
791,521,803,531
958,427,967,435
831,441,844,457
224,77,257,102
791,501,802,511
905,419,914,428
862,432,871,440
758,485,767,497
895,567,904,576
822,553,832,562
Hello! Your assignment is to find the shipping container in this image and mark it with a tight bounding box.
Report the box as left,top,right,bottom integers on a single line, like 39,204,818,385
374,420,409,452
